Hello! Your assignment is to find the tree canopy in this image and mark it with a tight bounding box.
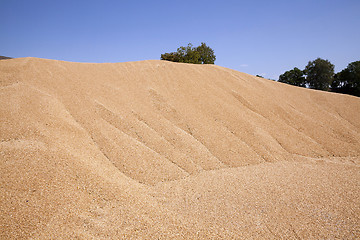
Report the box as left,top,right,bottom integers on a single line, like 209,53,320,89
0,56,12,60
278,58,359,97
278,67,306,87
304,58,334,91
161,43,216,64
331,61,360,97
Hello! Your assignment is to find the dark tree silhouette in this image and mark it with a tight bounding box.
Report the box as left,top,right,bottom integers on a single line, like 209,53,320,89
161,43,216,64
331,61,360,97
304,58,334,91
279,67,306,87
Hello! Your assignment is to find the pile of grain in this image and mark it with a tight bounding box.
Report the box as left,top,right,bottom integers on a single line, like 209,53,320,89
1,58,359,238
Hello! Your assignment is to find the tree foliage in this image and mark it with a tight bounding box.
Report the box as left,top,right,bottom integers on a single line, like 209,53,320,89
331,61,360,97
0,56,12,60
304,58,334,91
195,42,216,64
278,58,359,97
159,52,181,63
278,67,306,87
278,58,335,90
161,43,216,64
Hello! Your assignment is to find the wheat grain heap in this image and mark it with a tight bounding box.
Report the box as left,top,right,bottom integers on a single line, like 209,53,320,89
1,58,359,239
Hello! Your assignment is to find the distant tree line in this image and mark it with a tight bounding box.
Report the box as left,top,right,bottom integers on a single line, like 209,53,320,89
279,58,360,97
0,56,12,60
161,43,216,64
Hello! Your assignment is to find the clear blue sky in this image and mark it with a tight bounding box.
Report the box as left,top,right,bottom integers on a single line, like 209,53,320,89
1,0,359,79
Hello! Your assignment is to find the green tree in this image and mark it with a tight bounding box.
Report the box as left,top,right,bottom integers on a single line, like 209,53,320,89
304,58,334,91
160,52,181,62
331,61,360,97
278,67,306,87
0,56,12,60
195,42,216,64
161,43,216,64
177,43,201,64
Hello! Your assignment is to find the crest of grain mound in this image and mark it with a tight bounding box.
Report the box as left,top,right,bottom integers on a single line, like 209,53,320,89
1,58,359,239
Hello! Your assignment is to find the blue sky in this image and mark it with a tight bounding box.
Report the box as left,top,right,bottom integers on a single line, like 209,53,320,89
1,0,359,79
